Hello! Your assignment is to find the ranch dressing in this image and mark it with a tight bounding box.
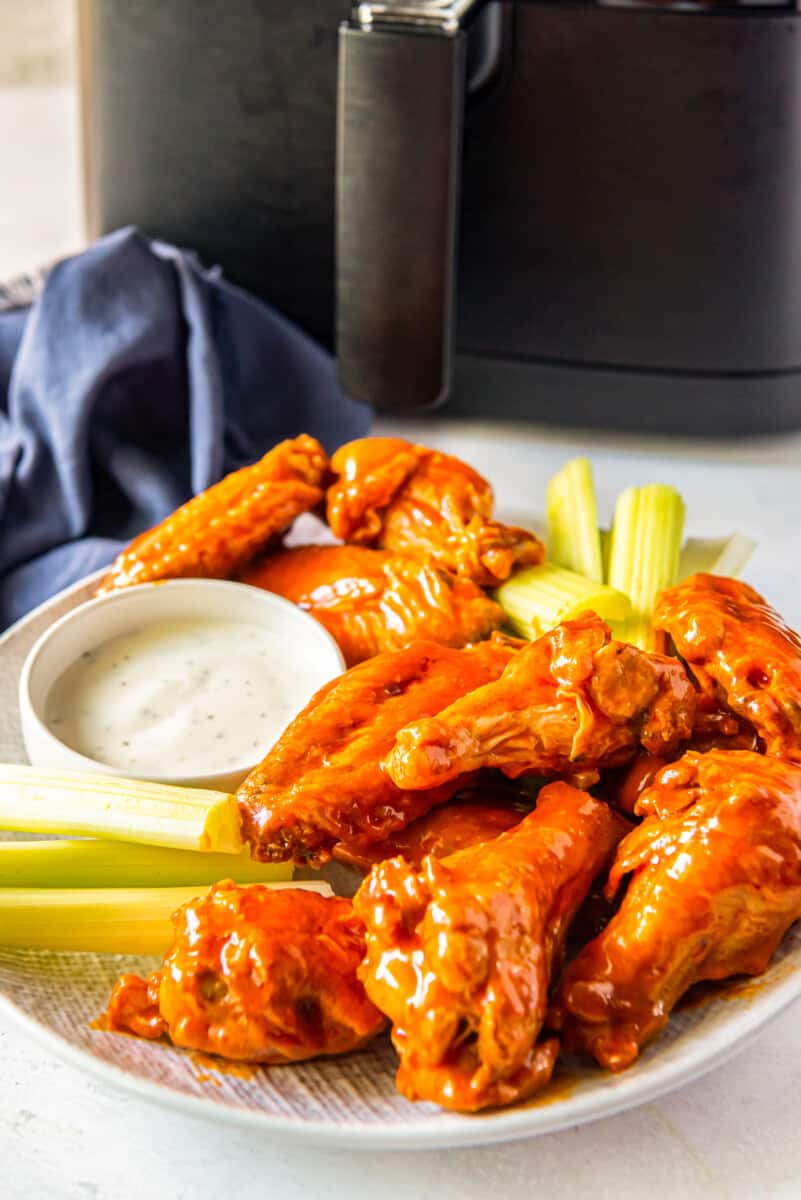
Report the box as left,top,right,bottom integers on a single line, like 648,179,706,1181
44,619,322,775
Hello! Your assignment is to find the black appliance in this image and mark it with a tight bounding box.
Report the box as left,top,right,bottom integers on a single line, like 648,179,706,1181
81,0,801,432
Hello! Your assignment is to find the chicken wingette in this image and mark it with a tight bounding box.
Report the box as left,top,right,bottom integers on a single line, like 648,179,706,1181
655,574,801,763
384,613,696,792
326,437,544,586
97,435,328,593
238,638,518,866
550,749,801,1071
241,544,504,666
354,783,625,1111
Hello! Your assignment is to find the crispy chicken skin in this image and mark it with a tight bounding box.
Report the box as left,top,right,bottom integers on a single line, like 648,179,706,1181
238,638,518,866
333,782,529,871
385,613,696,792
550,750,801,1072
240,544,504,667
655,574,801,763
96,435,328,593
105,883,385,1062
326,437,544,586
353,783,625,1111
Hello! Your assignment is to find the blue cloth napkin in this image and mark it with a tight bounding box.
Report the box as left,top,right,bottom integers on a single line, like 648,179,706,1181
0,228,371,628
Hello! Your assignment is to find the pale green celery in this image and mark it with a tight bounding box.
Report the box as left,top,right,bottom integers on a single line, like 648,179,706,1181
608,484,686,651
494,562,630,641
0,839,292,888
545,458,604,582
600,528,611,581
0,765,243,854
0,881,333,955
678,533,757,581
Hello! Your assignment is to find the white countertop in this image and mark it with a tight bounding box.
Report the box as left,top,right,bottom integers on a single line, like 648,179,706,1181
3,427,801,1199
3,998,801,1200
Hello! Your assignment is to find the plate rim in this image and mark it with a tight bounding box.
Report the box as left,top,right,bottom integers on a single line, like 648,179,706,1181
2,972,799,1150
2,569,801,1149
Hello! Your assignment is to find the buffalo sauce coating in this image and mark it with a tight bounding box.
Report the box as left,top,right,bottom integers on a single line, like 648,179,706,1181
333,786,530,871
655,573,801,763
105,883,385,1063
353,783,626,1112
236,638,518,866
605,694,758,816
326,436,544,586
96,435,328,593
549,749,801,1072
384,613,696,792
107,970,165,1040
240,544,504,667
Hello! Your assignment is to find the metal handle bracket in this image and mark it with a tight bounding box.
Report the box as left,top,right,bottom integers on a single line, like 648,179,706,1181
336,0,488,410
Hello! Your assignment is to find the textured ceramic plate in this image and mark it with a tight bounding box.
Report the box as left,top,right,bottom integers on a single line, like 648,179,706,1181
2,572,801,1150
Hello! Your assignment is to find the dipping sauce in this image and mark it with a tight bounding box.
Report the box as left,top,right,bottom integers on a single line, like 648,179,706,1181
44,619,324,776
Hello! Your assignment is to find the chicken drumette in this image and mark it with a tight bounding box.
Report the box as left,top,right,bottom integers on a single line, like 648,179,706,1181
655,573,801,763
354,783,625,1111
550,749,801,1071
384,613,696,792
326,437,544,586
106,882,385,1062
238,638,518,866
240,544,503,667
97,435,329,593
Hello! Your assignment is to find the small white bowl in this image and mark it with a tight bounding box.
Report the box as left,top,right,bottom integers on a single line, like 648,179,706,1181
19,578,346,793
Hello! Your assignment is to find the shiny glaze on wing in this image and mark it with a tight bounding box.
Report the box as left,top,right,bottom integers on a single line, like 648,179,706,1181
97,435,328,593
333,781,529,871
106,883,385,1063
353,783,625,1111
106,970,164,1040
550,750,801,1071
655,573,801,762
384,613,696,791
605,694,758,815
237,638,518,865
240,544,504,666
326,437,544,586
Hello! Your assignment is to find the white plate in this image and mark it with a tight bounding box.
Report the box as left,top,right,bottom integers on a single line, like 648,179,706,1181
2,569,801,1151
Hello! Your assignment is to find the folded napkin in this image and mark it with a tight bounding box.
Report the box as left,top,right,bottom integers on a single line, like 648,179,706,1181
0,228,370,629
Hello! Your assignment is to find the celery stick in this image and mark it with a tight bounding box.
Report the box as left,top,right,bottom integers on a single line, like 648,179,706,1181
608,484,685,651
494,562,630,641
0,840,292,889
0,881,333,955
679,533,756,581
546,458,604,582
0,765,243,854
600,528,611,581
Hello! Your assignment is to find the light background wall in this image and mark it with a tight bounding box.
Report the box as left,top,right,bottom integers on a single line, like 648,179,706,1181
0,0,76,84
0,1,83,278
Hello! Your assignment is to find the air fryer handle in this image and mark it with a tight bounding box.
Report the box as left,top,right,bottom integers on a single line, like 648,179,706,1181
336,22,467,411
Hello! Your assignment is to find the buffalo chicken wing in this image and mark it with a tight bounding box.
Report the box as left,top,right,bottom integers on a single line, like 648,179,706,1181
326,437,544,586
354,783,625,1111
238,638,518,866
550,749,801,1071
655,574,801,763
97,435,328,593
385,613,696,792
106,882,385,1062
240,544,504,666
